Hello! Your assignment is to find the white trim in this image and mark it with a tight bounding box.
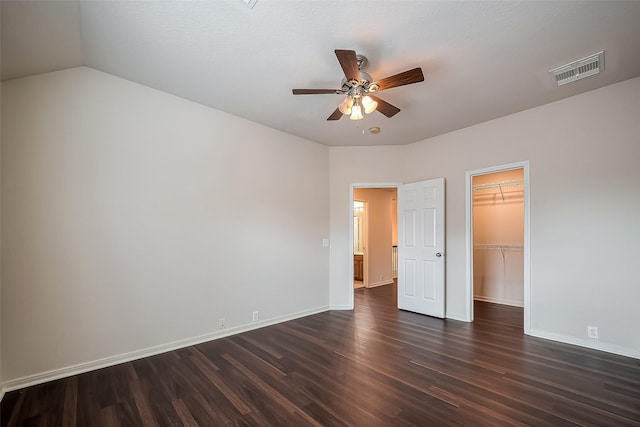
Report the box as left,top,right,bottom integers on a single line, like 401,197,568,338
465,161,531,333
348,182,402,311
1,305,329,393
366,279,394,288
445,312,468,322
529,329,640,360
329,304,352,310
473,295,524,308
0,388,5,402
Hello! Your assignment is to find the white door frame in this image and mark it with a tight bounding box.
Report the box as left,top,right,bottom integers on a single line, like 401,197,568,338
349,182,402,309
465,161,531,334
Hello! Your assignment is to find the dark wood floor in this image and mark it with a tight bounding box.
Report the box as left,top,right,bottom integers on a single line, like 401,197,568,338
3,283,640,426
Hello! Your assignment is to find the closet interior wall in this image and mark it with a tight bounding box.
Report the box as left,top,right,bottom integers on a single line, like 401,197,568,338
473,169,524,307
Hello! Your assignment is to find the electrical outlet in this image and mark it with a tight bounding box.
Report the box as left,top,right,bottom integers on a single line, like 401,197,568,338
252,311,259,322
587,326,599,339
219,318,226,329
379,274,383,281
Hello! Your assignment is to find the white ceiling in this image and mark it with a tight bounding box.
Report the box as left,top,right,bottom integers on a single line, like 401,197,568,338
2,1,640,146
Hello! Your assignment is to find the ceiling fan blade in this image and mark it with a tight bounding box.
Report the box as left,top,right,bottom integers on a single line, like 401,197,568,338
373,67,424,91
335,49,360,82
368,95,401,118
327,108,343,121
292,89,344,95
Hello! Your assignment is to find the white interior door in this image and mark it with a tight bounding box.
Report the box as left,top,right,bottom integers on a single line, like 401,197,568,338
397,178,445,318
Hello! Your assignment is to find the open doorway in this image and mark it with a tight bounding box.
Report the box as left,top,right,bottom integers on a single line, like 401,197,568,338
352,187,398,292
350,179,446,316
466,161,530,332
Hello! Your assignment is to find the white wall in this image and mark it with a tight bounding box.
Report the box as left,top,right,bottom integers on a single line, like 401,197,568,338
329,146,405,309
2,68,638,391
330,76,640,357
1,67,330,384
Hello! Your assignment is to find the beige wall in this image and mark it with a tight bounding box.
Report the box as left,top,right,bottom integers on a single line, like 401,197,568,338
330,76,640,358
473,169,524,306
1,67,330,384
353,188,395,287
391,197,398,247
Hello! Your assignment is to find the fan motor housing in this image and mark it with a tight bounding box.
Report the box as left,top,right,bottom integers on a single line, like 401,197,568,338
340,54,372,91
341,71,373,92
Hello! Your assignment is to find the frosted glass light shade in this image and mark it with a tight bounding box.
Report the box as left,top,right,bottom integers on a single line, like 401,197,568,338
339,97,353,115
350,104,363,120
362,96,378,114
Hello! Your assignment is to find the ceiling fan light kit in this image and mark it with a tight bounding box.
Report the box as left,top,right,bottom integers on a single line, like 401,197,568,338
362,96,378,114
292,49,425,121
338,97,354,115
350,97,364,120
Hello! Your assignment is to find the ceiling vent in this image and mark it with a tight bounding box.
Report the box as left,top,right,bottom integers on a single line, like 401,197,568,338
549,51,604,86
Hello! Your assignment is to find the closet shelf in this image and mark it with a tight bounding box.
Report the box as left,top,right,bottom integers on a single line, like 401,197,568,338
473,179,523,191
473,179,523,200
474,244,524,250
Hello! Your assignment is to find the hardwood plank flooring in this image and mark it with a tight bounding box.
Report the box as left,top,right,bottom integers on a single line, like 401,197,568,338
2,283,639,426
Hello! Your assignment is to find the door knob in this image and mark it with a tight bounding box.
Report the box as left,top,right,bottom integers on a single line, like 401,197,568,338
436,252,442,257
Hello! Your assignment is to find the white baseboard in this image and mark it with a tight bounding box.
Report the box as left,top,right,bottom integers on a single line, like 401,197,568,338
0,387,5,402
474,295,524,307
529,328,640,360
1,305,329,393
329,304,353,310
366,279,394,288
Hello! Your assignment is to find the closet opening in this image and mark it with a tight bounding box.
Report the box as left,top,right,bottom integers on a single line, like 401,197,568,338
466,162,530,332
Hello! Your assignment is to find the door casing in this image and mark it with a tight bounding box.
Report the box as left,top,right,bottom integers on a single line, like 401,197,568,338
465,161,531,333
349,183,401,309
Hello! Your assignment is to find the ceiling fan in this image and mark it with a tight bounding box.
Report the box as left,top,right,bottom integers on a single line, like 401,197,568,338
292,49,424,121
